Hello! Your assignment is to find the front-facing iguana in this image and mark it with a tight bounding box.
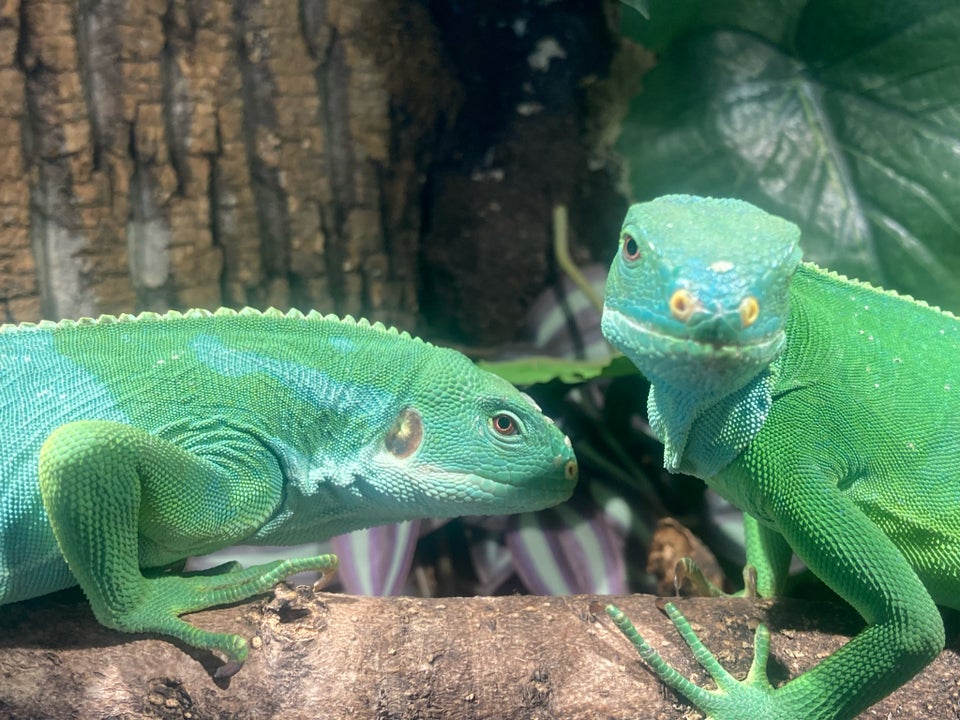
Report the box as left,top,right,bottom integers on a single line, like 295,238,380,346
0,307,578,677
600,195,959,719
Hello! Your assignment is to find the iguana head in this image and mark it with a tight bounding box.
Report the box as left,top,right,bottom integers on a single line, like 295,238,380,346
180,311,577,541
602,195,801,399
368,350,578,517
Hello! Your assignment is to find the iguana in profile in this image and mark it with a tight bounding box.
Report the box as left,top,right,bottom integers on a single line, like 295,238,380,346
0,307,578,677
601,194,959,719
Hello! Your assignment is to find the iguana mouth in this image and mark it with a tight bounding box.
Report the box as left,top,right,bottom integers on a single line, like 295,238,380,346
601,306,785,400
602,306,783,355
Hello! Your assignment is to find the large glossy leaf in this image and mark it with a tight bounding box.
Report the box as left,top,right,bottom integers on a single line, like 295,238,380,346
478,354,636,387
618,0,960,311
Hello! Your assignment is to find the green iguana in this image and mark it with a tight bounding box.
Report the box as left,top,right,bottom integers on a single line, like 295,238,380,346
0,307,578,677
600,195,959,719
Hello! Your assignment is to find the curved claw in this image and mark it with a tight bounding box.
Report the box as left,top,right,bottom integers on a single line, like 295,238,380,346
214,659,245,680
742,565,759,598
311,560,341,592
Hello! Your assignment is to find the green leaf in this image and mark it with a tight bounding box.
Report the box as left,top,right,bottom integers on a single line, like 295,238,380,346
478,355,638,387
618,0,960,312
620,0,651,20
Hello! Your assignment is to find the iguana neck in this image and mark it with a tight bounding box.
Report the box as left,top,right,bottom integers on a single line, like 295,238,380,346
649,360,780,478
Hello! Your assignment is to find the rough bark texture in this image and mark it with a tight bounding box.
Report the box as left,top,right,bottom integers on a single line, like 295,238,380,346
2,587,958,719
2,0,460,327
0,0,629,345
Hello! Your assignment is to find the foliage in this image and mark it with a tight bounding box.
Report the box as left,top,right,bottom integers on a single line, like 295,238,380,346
619,0,960,313
478,354,635,387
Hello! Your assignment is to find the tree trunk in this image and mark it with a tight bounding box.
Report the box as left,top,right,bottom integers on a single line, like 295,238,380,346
2,587,957,719
1,0,459,326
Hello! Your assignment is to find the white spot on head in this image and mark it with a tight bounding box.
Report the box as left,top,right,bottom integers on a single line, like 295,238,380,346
709,260,734,273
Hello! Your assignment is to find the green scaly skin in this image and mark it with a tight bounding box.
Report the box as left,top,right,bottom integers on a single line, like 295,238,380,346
0,307,578,677
601,195,959,719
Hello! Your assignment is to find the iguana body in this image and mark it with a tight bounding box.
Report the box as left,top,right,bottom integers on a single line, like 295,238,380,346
601,195,959,719
0,307,577,676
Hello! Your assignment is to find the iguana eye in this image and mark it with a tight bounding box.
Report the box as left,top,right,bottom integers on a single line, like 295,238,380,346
491,413,519,436
621,233,641,262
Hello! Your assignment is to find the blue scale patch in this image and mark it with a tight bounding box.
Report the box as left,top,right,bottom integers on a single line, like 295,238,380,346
189,333,392,417
189,334,396,500
0,330,129,603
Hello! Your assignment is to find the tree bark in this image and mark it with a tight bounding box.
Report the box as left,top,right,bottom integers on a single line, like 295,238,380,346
2,587,957,719
2,0,459,326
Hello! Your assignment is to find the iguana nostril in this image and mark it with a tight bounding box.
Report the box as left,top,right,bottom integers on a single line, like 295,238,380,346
669,289,699,322
739,296,760,327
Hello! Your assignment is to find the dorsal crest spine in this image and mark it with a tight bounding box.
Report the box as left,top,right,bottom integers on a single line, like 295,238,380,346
0,307,427,345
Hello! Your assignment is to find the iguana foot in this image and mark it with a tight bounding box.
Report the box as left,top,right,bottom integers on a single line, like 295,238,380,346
102,553,340,676
675,557,759,598
606,602,779,719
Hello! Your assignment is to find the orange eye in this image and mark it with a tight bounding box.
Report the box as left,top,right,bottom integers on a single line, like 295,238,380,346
622,233,641,261
492,414,518,436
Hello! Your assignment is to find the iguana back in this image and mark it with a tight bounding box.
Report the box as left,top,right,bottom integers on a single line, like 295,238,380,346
760,266,960,606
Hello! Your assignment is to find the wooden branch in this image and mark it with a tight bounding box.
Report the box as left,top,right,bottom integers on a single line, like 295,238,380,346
1,587,957,718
